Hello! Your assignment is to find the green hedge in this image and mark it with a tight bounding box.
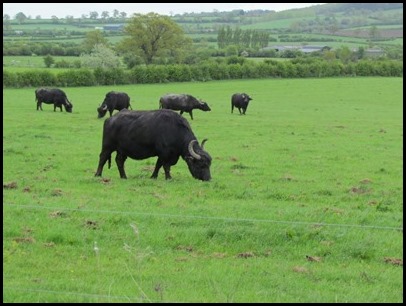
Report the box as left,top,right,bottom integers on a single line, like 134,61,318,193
3,59,403,88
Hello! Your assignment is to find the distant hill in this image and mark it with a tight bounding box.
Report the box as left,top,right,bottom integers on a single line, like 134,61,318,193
171,3,403,36
3,3,403,47
313,3,403,13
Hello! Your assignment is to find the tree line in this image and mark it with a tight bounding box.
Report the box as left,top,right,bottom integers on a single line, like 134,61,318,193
217,26,270,49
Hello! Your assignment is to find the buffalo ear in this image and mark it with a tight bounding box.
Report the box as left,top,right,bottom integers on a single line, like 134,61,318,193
242,94,245,98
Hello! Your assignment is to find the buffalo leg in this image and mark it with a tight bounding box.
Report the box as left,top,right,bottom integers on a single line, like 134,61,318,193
189,111,193,120
151,158,163,179
95,151,112,177
115,152,127,179
54,105,62,112
163,164,172,180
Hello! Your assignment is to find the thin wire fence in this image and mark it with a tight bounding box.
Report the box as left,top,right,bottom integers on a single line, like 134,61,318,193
3,202,403,302
4,202,403,231
2,287,173,303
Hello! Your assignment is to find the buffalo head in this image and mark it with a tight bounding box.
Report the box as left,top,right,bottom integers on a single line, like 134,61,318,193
97,104,108,118
185,139,211,181
198,100,211,112
65,101,73,113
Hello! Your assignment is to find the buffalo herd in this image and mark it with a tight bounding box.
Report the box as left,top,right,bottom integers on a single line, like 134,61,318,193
34,87,254,181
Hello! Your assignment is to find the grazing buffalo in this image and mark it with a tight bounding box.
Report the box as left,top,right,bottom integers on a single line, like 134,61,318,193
97,91,132,118
35,88,73,113
159,94,211,120
231,93,253,115
95,109,212,181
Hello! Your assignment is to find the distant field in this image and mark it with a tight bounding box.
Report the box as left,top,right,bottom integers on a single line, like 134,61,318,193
7,23,89,31
241,17,316,30
4,55,75,66
3,56,83,69
3,77,403,302
3,56,127,70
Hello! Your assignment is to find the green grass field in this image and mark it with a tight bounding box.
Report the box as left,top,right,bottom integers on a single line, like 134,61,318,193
3,77,403,302
3,55,80,68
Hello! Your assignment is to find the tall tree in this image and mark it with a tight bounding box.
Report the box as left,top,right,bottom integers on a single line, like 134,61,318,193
82,30,109,52
217,26,226,49
118,13,191,65
3,14,11,30
15,12,27,24
89,11,99,19
101,11,109,21
369,25,380,40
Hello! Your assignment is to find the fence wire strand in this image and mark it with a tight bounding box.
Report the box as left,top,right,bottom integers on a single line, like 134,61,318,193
4,202,403,231
3,202,402,302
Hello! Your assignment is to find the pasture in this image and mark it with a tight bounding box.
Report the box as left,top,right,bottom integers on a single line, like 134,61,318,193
3,77,403,302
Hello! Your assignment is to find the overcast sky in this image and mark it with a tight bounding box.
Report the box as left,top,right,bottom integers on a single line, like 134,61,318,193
3,3,325,19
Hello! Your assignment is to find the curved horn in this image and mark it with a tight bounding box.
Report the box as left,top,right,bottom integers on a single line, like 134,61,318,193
102,104,108,111
201,138,208,150
188,140,201,160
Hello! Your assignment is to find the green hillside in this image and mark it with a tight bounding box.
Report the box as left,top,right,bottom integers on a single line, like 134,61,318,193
3,3,403,61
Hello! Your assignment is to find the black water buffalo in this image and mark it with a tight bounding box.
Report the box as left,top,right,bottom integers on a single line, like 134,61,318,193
231,93,253,115
95,109,212,181
35,88,73,112
97,91,132,118
159,94,211,120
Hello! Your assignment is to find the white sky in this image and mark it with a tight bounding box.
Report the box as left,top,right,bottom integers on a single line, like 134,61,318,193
3,3,325,19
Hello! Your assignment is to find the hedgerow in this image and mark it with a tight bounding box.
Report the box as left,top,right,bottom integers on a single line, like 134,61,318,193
3,59,403,88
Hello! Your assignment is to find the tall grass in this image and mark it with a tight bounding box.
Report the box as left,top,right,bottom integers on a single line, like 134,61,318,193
3,77,403,302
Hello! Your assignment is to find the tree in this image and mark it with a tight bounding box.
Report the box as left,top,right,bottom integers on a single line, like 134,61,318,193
65,15,74,24
43,55,55,68
113,9,119,19
80,44,121,68
356,46,365,60
336,46,352,64
101,11,109,21
51,16,59,24
369,25,380,40
89,11,99,19
15,12,27,24
118,13,191,65
3,14,11,30
82,30,109,53
217,26,226,49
